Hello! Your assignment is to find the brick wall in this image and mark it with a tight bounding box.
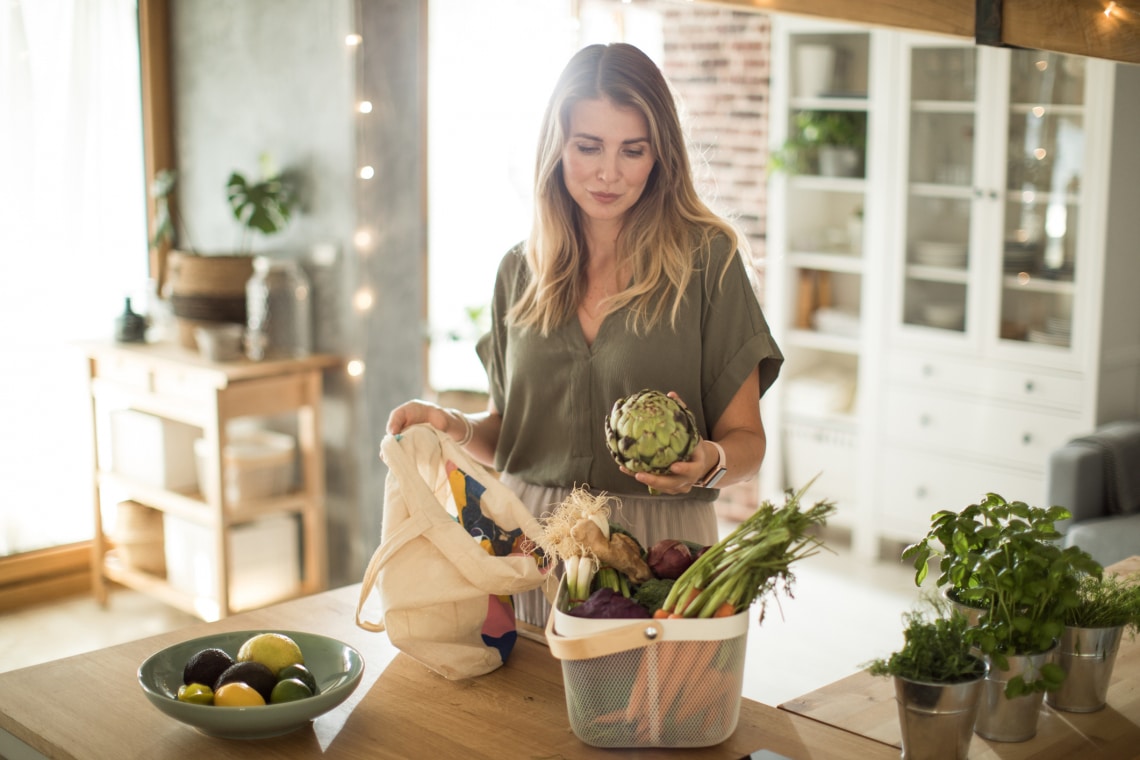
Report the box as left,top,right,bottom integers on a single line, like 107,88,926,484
658,6,771,269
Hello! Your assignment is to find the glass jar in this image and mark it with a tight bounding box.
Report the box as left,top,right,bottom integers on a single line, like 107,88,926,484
245,256,312,360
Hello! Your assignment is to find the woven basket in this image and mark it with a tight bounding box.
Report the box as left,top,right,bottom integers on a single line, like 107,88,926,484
167,251,254,297
111,501,166,577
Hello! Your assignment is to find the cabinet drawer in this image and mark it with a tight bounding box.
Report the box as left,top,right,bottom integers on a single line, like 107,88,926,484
93,354,152,392
877,447,1044,543
886,352,1083,411
883,387,1084,469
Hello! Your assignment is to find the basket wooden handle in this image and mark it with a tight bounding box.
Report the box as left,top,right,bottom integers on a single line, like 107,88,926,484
545,612,665,661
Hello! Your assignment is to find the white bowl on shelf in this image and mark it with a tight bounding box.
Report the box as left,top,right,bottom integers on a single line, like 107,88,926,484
912,241,968,268
921,302,965,329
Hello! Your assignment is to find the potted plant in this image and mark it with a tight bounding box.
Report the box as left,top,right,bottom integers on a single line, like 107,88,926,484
151,156,299,349
769,109,866,177
1046,571,1140,713
902,493,1100,742
867,604,988,760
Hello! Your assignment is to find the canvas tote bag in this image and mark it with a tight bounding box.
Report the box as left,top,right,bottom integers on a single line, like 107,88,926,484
355,423,551,679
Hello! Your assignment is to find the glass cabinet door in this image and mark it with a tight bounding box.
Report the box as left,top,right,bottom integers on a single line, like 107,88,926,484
998,50,1084,350
900,44,978,335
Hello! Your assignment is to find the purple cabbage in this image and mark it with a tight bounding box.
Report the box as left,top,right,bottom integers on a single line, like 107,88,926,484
566,588,650,619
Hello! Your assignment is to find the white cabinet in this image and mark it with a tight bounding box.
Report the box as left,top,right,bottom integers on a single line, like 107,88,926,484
764,19,886,539
767,19,1140,555
876,35,1140,546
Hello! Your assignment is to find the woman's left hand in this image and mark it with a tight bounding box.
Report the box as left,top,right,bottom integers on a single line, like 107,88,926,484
618,391,719,495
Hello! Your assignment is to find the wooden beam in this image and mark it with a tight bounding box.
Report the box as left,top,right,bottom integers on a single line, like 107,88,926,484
1004,2,1140,64
138,0,175,290
707,0,974,37
703,0,1140,64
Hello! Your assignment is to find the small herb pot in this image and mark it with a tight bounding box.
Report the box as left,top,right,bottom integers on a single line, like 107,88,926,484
974,646,1056,742
894,664,987,760
1045,624,1123,713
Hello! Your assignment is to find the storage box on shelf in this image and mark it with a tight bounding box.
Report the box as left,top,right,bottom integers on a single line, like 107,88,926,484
163,512,301,616
83,340,339,620
110,409,198,492
193,429,295,508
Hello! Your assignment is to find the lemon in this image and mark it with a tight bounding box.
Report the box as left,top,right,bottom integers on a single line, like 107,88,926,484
236,633,304,677
269,677,313,704
176,682,214,705
214,682,266,707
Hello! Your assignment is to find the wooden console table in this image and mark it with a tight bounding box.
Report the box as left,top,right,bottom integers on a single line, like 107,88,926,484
82,341,340,620
779,556,1140,759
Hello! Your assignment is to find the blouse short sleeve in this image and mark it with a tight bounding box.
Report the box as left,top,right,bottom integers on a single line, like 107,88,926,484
476,236,782,497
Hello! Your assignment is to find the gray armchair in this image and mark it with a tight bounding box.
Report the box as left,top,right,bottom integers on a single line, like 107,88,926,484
1046,420,1140,568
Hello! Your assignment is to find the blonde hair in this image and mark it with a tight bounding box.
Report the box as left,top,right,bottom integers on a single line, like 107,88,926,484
509,43,741,336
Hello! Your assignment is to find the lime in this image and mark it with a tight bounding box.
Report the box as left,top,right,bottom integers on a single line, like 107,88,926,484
269,677,314,704
278,663,319,695
176,682,214,705
214,682,266,707
237,633,304,676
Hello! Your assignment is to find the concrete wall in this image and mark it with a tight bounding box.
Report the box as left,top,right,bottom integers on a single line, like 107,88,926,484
169,0,426,585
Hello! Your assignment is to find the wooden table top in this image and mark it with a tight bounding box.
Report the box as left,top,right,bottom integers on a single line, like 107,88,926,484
779,555,1140,760
0,585,897,760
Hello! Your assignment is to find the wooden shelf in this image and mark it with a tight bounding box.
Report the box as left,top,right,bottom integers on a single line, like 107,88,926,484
84,341,338,620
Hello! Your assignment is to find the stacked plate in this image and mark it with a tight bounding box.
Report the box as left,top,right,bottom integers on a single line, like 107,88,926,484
1028,316,1071,346
912,241,968,268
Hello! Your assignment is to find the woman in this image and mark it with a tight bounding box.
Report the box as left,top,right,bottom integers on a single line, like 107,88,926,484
387,42,782,625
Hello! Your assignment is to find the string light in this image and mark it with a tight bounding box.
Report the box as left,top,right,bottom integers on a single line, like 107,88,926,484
357,100,373,114
353,228,373,250
353,288,374,311
358,166,374,180
345,33,362,46
346,359,365,377
1032,106,1045,118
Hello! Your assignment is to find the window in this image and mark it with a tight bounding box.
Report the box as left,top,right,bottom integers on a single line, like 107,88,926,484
0,0,147,555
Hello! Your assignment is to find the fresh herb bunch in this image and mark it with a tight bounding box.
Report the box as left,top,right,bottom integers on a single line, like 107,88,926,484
868,607,986,684
1064,572,1140,632
660,480,835,620
902,493,1101,697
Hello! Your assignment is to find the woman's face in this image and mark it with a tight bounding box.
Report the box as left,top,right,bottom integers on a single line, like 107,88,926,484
560,97,656,230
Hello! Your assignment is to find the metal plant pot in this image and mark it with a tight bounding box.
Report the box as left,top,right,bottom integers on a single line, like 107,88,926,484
1045,625,1123,713
894,666,986,760
943,588,985,628
974,647,1055,742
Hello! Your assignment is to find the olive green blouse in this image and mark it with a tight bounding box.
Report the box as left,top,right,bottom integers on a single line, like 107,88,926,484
476,236,783,500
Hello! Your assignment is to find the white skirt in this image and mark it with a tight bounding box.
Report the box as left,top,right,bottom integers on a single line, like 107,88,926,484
502,473,719,628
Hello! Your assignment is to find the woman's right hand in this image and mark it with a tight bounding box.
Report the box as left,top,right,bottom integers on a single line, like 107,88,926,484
386,399,455,437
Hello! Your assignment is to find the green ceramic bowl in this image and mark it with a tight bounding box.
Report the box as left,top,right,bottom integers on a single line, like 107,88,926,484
138,629,364,739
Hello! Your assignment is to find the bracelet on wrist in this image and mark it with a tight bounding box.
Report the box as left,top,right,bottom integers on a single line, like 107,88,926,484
448,408,474,446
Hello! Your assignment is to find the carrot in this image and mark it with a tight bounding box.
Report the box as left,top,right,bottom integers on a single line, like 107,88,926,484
712,601,737,617
653,608,669,619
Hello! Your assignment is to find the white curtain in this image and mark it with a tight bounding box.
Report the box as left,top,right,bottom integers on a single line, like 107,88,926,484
0,0,146,554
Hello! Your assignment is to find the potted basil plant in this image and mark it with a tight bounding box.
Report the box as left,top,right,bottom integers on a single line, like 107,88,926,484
902,493,1101,742
152,156,299,349
867,604,987,760
1046,571,1140,713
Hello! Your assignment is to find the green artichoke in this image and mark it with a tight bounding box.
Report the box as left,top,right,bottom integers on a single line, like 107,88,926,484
604,389,699,474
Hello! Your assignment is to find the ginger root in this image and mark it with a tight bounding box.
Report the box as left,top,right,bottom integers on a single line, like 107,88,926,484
571,519,653,584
